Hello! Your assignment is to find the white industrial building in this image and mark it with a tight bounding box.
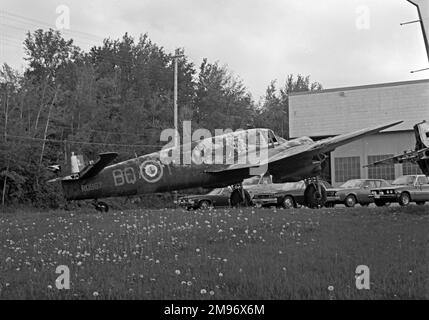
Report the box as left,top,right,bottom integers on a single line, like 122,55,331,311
288,79,429,186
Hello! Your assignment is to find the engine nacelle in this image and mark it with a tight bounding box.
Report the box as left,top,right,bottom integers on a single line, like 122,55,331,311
272,161,322,183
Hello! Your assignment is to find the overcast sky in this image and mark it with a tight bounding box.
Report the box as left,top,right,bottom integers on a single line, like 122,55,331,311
0,0,428,100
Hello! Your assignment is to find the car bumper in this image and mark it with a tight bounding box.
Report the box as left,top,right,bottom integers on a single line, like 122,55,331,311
252,197,278,206
326,195,341,203
175,201,197,209
368,194,398,202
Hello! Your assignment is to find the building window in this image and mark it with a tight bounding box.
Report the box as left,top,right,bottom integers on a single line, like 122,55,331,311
402,162,422,176
367,155,395,180
334,157,360,183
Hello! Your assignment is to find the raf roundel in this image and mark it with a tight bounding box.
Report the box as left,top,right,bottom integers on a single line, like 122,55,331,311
140,160,164,183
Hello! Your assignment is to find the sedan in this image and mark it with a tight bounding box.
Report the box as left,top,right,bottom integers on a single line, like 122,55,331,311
370,175,429,206
326,179,390,207
176,187,232,210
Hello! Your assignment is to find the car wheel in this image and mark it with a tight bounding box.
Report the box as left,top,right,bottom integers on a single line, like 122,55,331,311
416,201,426,206
199,200,212,210
281,196,295,209
398,192,411,207
344,195,357,208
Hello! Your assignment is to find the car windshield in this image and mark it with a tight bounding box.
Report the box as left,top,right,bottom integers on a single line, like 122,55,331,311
207,188,223,195
282,181,305,190
340,180,363,188
392,176,416,185
243,177,260,185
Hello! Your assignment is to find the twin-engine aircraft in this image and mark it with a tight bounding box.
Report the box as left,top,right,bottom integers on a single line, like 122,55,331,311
49,121,402,212
367,121,429,176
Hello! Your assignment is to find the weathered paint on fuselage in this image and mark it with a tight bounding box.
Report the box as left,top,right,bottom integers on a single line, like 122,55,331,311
62,132,317,201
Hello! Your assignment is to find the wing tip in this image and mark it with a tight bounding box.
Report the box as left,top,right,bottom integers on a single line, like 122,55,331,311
378,120,403,130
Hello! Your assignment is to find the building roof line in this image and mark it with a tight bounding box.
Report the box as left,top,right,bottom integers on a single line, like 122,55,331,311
289,78,429,96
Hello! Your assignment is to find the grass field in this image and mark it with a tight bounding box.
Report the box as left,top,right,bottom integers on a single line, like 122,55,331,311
0,205,428,300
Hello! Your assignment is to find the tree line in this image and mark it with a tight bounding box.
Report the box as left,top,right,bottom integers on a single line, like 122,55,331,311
0,29,322,208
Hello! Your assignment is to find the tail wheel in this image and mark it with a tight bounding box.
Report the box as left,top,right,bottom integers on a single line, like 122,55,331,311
230,189,252,207
199,200,212,210
281,196,295,209
304,183,327,209
398,192,411,207
344,195,357,208
96,202,109,213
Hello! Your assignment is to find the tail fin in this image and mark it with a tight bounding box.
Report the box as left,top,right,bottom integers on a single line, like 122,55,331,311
47,152,118,183
78,152,118,180
414,120,429,149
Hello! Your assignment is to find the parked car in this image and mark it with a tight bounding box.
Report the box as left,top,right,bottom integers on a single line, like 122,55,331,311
325,179,390,207
176,187,232,210
369,175,429,207
244,175,332,209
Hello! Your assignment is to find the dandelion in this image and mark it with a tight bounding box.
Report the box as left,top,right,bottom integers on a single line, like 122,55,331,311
218,272,223,277
209,290,215,296
200,289,207,295
175,269,181,275
187,281,192,286
77,261,82,266
93,291,99,297
48,285,52,289
328,286,334,292
196,248,200,253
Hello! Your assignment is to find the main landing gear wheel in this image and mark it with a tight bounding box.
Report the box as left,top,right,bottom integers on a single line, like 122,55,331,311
304,179,327,209
230,184,252,208
93,201,109,213
374,200,390,207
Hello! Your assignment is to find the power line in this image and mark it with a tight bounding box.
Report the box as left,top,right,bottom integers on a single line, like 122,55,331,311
44,122,154,137
4,133,163,149
0,10,105,41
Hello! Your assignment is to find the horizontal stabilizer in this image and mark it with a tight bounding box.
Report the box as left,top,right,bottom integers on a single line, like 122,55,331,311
365,147,429,167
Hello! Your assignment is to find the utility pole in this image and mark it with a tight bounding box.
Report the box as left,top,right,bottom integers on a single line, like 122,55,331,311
172,49,184,207
173,49,184,148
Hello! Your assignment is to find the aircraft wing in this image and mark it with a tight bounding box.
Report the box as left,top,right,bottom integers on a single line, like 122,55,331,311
365,147,429,167
207,121,403,174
